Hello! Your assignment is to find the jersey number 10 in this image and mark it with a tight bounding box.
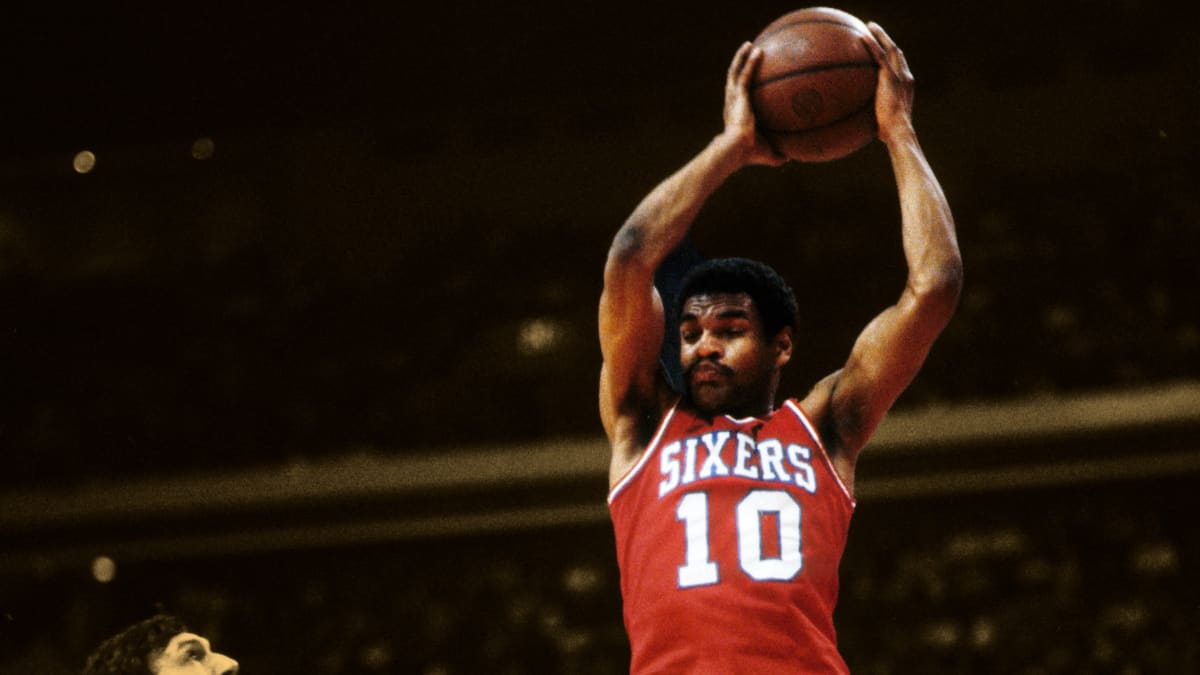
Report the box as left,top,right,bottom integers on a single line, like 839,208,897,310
675,489,804,588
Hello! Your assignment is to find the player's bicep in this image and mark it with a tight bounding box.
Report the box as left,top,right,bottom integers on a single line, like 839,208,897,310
830,284,955,454
598,269,667,434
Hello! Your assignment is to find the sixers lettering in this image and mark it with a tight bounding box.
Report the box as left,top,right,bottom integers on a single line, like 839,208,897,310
598,21,962,674
655,424,819,498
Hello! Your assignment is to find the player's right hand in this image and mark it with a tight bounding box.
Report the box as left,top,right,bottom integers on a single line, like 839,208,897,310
722,42,788,167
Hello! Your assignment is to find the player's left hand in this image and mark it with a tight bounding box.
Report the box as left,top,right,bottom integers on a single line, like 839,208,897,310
862,22,915,145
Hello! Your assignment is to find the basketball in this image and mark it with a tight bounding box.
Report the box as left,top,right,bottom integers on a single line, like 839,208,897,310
750,7,879,162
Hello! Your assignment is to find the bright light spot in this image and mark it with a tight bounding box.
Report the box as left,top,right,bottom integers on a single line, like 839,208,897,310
517,318,563,356
191,137,215,160
563,564,603,595
91,556,117,583
921,619,959,649
73,150,96,174
970,617,995,648
1132,541,1180,576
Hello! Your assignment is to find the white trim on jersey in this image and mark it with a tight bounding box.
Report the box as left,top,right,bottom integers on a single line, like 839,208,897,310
784,399,856,506
607,400,681,504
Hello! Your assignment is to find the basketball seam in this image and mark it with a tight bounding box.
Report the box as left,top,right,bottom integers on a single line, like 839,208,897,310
758,97,876,135
752,61,877,90
756,18,866,42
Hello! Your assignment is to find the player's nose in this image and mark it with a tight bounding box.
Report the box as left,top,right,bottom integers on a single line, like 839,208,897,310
210,652,238,675
696,331,723,357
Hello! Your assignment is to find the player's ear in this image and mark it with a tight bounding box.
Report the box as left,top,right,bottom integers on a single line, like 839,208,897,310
773,327,793,367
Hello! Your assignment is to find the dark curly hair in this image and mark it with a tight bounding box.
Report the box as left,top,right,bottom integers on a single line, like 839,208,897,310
82,614,187,675
676,257,798,337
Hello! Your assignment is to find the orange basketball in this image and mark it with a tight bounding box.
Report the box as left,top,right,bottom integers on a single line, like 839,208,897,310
750,7,879,162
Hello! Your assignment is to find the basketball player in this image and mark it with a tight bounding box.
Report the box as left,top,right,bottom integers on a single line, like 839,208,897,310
599,22,961,673
82,614,239,675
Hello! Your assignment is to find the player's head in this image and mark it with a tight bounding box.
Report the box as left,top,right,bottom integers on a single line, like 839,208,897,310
82,615,239,675
676,257,797,416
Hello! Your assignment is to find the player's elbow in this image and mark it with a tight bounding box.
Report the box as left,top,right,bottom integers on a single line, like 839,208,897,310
605,222,656,281
909,259,963,324
925,256,964,299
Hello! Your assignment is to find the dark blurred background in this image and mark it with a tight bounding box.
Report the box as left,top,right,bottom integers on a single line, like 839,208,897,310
2,1,1198,673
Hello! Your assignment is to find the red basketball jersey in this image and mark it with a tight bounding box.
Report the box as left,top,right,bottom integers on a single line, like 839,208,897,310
609,398,855,674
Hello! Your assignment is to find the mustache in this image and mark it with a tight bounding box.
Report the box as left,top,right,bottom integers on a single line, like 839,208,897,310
685,358,733,379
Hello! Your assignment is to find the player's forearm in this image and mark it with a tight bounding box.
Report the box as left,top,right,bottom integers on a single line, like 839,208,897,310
606,134,744,278
886,128,963,306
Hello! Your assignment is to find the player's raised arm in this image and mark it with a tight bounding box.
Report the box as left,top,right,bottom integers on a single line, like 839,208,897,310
807,22,963,470
599,43,784,480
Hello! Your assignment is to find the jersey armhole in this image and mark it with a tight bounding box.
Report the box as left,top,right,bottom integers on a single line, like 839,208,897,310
607,400,680,504
784,399,856,507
